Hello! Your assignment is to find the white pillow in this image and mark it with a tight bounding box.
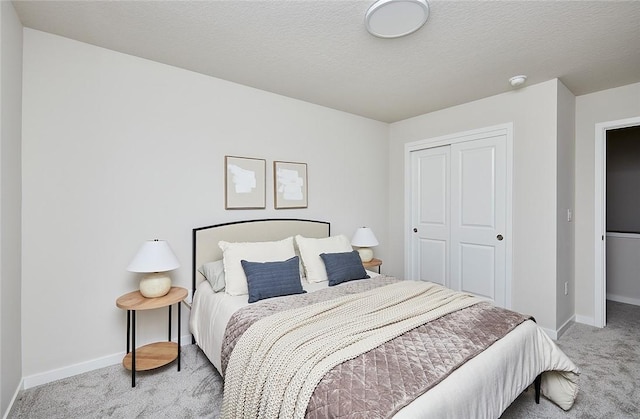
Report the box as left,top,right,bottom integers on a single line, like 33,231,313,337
219,237,296,296
198,260,226,292
295,234,353,283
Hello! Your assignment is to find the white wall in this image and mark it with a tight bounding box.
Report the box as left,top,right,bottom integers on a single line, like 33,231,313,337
555,81,575,331
0,1,23,415
606,233,640,306
574,82,640,324
21,29,389,382
389,80,560,331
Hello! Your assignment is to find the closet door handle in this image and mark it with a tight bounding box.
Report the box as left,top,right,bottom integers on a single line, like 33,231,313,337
413,228,418,233
496,234,504,241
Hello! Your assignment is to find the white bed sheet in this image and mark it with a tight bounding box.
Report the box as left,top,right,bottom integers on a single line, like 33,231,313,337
189,277,578,418
189,274,335,373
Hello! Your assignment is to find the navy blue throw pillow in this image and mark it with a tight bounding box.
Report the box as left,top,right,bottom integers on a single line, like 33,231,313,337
320,251,370,286
241,256,305,303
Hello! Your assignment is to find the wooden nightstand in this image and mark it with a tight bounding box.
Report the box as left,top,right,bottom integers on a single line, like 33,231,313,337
362,258,382,274
116,286,188,387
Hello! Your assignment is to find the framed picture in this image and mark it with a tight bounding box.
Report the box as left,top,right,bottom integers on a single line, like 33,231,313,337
274,161,308,209
225,156,266,209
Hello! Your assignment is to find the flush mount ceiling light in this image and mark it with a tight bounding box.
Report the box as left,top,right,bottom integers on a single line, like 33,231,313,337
365,0,430,39
509,75,528,88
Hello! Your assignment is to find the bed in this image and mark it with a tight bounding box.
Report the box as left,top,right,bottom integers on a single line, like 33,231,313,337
189,219,579,418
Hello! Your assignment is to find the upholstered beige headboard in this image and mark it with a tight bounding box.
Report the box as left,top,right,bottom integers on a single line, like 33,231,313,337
192,219,330,296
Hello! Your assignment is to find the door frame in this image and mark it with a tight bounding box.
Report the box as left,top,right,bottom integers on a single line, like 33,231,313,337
404,123,514,308
594,116,640,328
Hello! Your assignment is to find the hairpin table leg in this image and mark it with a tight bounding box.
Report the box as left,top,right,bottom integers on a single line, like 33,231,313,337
131,309,136,388
534,373,542,404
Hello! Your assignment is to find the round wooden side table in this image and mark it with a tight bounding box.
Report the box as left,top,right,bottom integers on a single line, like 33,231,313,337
116,286,188,387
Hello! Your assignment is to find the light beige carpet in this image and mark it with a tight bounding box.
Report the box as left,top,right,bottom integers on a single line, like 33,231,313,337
9,301,640,418
501,300,640,418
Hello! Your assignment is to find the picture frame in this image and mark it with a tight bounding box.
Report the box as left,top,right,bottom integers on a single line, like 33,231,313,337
274,161,308,209
225,156,266,209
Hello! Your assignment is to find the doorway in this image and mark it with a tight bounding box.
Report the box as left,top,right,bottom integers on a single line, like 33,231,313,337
606,126,640,307
594,117,640,328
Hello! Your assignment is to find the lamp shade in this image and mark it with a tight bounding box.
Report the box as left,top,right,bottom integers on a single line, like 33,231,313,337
351,227,379,247
127,239,180,273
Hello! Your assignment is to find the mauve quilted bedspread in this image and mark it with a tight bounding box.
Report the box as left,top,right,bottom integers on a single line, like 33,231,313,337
221,277,530,418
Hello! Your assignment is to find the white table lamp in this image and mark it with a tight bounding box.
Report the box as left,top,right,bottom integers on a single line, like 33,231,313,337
127,239,180,298
351,227,379,262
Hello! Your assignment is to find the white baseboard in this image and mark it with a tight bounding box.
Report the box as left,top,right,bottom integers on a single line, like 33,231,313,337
573,299,639,329
556,315,575,339
607,293,640,307
2,377,24,419
538,315,575,341
574,314,595,326
23,334,192,390
23,351,124,389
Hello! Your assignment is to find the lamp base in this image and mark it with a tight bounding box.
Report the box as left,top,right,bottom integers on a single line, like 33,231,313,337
355,247,374,263
139,273,171,298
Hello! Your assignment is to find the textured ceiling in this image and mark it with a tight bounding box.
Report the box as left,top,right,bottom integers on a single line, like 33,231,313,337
12,0,640,123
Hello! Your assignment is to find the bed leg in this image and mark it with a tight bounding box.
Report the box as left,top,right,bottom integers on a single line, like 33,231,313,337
534,374,542,404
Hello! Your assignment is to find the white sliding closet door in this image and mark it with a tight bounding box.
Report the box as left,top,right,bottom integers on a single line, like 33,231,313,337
409,131,508,307
450,136,506,306
409,146,450,287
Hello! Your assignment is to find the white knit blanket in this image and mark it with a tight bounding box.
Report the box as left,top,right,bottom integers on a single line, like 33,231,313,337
221,280,481,419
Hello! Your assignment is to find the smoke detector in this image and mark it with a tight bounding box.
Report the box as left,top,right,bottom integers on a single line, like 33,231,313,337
509,75,528,88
